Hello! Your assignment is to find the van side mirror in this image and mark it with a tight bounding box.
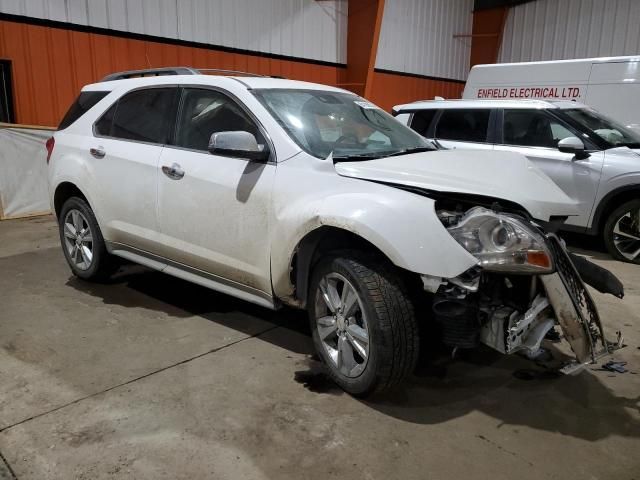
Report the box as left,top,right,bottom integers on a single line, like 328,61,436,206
208,131,270,161
558,136,590,160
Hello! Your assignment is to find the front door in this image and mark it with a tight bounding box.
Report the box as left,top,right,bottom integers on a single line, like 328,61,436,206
494,109,604,229
156,87,276,295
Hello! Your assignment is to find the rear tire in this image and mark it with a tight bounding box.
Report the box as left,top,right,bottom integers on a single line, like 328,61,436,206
603,199,640,264
308,252,419,397
58,197,118,281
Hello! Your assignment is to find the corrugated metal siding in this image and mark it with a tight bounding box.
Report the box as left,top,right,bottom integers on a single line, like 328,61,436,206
0,19,345,126
499,0,640,63
0,0,348,64
375,0,473,81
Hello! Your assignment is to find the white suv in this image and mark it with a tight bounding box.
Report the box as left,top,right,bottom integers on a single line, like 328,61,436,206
48,68,621,396
393,99,640,264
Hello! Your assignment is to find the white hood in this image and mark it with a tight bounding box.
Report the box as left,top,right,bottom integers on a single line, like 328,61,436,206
334,150,579,222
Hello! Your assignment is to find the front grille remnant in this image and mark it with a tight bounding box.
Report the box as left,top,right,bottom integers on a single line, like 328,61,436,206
547,234,608,360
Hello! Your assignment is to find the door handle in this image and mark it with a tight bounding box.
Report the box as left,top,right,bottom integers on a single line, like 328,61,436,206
90,146,106,158
162,163,185,180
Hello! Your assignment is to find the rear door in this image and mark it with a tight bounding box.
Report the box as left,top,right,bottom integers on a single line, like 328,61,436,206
431,108,495,151
493,108,604,228
91,86,179,251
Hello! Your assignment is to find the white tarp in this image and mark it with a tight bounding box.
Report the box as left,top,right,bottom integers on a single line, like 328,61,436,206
0,127,52,219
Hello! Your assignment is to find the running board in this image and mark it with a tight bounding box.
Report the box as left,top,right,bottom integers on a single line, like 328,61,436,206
107,242,276,310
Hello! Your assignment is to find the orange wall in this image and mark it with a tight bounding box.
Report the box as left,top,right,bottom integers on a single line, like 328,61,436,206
370,71,464,112
0,18,464,126
0,19,343,127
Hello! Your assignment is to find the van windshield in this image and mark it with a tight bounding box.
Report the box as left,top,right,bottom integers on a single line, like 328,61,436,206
559,108,640,149
252,89,432,160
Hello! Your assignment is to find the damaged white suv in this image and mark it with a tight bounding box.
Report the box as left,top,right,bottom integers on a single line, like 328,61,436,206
48,68,623,396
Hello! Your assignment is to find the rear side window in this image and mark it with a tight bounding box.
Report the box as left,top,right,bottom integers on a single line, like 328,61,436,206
409,110,438,137
58,91,110,130
435,109,491,143
94,88,177,144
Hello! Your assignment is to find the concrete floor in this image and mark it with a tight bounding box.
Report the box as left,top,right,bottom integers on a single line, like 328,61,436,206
0,216,638,480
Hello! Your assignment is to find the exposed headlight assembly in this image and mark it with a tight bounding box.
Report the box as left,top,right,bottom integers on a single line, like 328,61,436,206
447,207,553,273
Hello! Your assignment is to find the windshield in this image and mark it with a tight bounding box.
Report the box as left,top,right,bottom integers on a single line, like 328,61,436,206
252,89,432,159
559,108,640,149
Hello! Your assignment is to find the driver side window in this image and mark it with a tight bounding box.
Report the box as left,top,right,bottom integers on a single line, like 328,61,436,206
174,88,264,152
503,110,575,148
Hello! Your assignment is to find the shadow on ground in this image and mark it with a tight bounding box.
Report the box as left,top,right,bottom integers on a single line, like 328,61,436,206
66,265,311,354
563,231,612,260
365,346,640,441
64,247,640,443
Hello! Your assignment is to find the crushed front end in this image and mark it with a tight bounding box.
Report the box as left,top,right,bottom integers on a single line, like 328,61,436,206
431,205,623,373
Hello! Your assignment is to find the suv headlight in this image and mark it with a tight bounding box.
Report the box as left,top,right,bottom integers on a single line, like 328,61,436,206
447,207,553,273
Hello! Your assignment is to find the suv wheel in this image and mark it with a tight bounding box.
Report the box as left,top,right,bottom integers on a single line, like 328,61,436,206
58,197,118,280
308,252,419,397
604,199,640,264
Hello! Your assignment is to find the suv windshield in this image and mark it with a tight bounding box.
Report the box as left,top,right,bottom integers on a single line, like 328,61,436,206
558,108,640,149
252,89,432,159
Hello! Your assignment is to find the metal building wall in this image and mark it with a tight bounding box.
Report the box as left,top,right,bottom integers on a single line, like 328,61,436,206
0,0,347,64
0,18,344,127
375,0,473,81
499,0,640,62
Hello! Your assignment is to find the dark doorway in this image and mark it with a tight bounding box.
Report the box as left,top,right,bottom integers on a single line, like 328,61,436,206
0,60,15,123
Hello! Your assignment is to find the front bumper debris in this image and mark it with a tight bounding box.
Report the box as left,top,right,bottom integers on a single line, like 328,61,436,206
542,234,623,372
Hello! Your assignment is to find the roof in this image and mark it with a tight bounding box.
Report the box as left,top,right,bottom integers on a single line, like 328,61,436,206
82,73,348,94
471,55,640,70
393,98,589,112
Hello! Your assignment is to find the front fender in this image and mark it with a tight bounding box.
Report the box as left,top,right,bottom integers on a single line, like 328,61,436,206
270,155,478,299
590,148,640,228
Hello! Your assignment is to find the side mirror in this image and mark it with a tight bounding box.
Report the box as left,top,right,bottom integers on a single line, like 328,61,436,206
558,136,590,160
208,131,269,161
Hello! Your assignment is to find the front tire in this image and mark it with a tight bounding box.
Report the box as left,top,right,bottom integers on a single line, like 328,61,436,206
308,252,419,397
58,197,118,281
603,199,640,264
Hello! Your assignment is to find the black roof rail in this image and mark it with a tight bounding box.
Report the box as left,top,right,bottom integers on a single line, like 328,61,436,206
100,67,272,82
197,68,268,77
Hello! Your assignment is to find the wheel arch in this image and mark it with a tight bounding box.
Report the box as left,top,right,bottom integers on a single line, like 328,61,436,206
53,182,91,219
592,185,640,234
289,225,421,309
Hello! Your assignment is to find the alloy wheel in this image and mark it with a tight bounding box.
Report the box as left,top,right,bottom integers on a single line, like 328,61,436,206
612,207,640,261
63,209,94,270
314,272,370,378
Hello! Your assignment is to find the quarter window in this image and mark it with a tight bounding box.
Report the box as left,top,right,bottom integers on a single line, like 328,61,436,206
503,110,575,148
59,91,110,130
94,103,116,136
175,88,264,152
435,109,491,143
95,88,177,144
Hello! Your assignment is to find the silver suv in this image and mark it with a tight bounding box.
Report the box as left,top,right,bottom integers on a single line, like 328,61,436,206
394,99,640,264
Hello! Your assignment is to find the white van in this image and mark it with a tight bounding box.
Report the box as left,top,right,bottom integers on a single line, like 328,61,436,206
463,56,640,132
